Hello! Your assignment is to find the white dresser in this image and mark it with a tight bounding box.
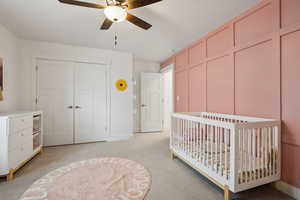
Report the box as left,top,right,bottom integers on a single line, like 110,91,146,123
0,111,43,181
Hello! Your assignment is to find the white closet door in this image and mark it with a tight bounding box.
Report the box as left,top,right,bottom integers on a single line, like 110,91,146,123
74,63,108,143
36,60,74,146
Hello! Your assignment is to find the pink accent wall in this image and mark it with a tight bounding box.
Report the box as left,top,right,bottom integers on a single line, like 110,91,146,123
160,0,300,188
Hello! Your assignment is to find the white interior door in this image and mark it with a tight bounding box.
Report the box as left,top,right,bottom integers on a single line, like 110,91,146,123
74,63,108,143
140,73,162,132
36,59,74,146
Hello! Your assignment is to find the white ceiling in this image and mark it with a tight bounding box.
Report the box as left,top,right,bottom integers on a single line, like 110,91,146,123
0,0,259,62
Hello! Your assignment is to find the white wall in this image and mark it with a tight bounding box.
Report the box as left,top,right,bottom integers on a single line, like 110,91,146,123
0,25,20,112
0,23,158,138
133,59,160,132
19,40,134,140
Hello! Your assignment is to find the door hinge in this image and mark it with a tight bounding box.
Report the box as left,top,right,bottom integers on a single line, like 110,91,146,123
35,65,38,71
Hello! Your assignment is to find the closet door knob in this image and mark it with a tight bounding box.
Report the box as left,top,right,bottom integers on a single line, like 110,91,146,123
67,106,73,109
75,106,81,109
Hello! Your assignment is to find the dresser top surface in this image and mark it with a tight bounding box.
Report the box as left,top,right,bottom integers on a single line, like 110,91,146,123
0,110,42,118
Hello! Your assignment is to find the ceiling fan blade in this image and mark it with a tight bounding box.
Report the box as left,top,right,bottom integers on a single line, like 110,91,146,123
58,0,106,9
125,0,162,10
126,13,152,30
101,18,113,30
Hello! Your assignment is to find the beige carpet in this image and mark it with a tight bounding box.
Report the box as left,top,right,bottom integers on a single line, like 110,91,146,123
0,133,294,200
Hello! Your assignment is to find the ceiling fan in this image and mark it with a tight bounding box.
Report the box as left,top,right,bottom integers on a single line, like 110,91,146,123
58,0,162,30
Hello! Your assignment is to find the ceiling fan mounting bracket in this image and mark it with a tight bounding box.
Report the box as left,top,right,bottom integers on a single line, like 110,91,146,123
106,0,127,7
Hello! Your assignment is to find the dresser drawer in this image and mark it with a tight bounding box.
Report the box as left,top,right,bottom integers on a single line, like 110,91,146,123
8,149,22,169
9,128,33,152
11,116,33,133
8,140,33,169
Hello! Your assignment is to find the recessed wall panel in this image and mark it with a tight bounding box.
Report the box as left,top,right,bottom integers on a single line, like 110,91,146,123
235,3,273,45
282,30,300,146
282,143,300,188
207,27,232,58
175,70,189,112
189,64,206,112
281,0,300,28
235,41,280,119
207,56,234,114
175,50,188,71
189,42,205,66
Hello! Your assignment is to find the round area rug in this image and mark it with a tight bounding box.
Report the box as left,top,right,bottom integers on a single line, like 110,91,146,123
20,158,151,200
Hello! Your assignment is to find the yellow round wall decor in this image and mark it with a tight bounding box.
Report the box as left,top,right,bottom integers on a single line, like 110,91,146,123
116,79,128,91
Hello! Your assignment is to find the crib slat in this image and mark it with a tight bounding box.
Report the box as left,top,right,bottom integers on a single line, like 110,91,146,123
182,119,184,153
224,129,228,180
201,123,204,164
252,128,256,181
268,127,272,176
211,125,214,171
184,119,187,155
262,128,266,177
217,127,220,175
272,127,275,175
205,125,207,165
188,120,191,157
220,127,223,177
198,123,201,162
192,121,195,159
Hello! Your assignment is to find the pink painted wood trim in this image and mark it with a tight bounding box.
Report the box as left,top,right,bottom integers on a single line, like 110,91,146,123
161,57,175,68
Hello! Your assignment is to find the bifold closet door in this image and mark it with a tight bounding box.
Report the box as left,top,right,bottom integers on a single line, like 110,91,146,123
36,60,74,146
74,63,108,143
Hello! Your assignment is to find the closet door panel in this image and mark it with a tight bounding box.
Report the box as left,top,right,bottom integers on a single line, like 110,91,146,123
74,63,108,143
37,60,74,146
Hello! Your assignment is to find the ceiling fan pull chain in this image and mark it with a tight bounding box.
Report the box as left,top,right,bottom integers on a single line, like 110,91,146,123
114,32,118,48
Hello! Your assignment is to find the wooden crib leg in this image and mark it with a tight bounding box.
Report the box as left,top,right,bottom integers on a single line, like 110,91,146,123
224,185,230,200
171,152,177,160
6,169,14,181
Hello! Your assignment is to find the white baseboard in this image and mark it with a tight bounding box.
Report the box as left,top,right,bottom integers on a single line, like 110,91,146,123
273,181,300,200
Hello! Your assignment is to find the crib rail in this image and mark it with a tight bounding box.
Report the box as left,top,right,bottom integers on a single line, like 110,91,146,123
235,122,281,191
170,112,281,193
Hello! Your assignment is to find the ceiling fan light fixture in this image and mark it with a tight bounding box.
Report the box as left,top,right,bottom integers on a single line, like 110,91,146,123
104,6,127,23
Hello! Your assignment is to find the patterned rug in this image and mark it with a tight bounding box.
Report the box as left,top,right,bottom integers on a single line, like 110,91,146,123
20,158,151,200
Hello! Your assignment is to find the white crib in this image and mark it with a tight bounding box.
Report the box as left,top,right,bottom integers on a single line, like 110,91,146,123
170,112,281,200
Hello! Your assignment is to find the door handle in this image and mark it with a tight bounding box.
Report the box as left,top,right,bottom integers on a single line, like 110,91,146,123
75,106,82,109
141,104,147,107
67,106,73,109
